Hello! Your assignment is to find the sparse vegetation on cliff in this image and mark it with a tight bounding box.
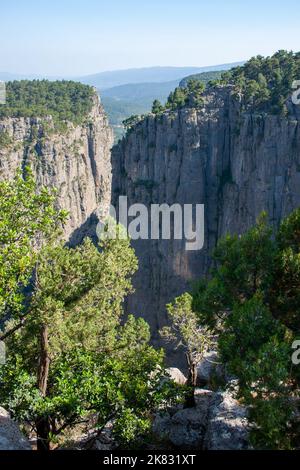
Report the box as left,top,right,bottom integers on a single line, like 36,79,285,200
0,129,13,149
212,50,300,115
151,79,205,114
151,50,300,119
179,70,224,88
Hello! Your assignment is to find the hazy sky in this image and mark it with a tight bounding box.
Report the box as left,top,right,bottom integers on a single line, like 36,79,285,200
1,0,299,75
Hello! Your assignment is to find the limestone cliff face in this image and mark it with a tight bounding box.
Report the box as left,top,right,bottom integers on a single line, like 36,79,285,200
112,87,300,350
0,94,113,242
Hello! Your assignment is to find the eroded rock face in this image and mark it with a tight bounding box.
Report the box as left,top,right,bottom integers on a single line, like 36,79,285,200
152,389,213,450
0,94,113,242
112,87,300,360
0,407,31,450
203,391,250,450
152,387,250,450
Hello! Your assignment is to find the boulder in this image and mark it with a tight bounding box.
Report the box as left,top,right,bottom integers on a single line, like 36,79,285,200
168,407,207,449
152,413,172,441
197,351,222,385
152,387,251,450
165,367,187,385
203,391,250,450
0,407,31,450
153,388,215,449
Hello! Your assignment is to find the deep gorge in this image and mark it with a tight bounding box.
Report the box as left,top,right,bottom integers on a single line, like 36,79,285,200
1,82,300,363
112,86,300,360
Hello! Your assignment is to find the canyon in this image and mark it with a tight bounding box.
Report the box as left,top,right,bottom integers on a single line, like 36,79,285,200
1,85,300,363
112,86,300,358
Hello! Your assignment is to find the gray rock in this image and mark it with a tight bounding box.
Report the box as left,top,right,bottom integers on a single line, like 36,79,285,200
165,367,187,385
152,387,250,450
194,388,215,408
153,388,214,449
112,87,300,364
0,93,113,244
0,407,31,450
168,407,207,449
203,391,250,450
197,351,222,385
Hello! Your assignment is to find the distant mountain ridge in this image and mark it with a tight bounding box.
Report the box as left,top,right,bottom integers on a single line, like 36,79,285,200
0,62,244,89
77,63,244,89
101,80,179,103
0,72,64,81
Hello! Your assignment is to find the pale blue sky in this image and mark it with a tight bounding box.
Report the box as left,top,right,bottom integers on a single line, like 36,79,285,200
1,0,299,75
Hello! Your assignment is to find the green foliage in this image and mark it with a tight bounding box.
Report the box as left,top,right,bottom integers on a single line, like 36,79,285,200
162,293,212,364
109,50,300,138
216,50,300,115
270,210,300,331
0,130,13,148
192,209,300,448
0,169,67,330
0,80,95,131
184,79,205,107
179,70,224,88
0,182,179,448
151,99,164,114
0,320,176,447
166,86,188,110
193,213,275,328
161,293,212,404
122,114,144,131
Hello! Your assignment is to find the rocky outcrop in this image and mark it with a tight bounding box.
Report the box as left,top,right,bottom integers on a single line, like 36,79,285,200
0,94,113,242
0,407,31,450
153,387,250,450
203,390,250,450
197,350,222,386
112,87,300,358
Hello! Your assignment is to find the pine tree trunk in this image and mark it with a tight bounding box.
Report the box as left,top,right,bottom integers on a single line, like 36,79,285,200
185,352,197,408
36,324,50,451
36,417,50,451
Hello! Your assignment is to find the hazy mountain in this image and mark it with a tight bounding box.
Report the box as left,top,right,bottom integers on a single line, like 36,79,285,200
76,63,243,89
0,72,37,81
0,62,243,88
100,66,242,141
0,72,64,81
101,79,179,104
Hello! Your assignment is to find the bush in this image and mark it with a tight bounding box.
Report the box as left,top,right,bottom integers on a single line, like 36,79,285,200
191,209,300,448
